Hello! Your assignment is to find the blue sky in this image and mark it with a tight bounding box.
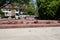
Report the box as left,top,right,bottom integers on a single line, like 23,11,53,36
33,0,36,3
33,0,37,8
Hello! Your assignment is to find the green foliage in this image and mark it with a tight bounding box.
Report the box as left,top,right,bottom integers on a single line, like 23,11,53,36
25,5,36,15
37,0,60,20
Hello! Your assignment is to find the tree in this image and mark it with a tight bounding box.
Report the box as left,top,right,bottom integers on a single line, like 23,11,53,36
37,0,60,20
0,0,6,7
10,0,30,5
25,0,37,15
25,5,36,15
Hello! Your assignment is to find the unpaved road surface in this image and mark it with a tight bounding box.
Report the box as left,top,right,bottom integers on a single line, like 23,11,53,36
0,27,60,40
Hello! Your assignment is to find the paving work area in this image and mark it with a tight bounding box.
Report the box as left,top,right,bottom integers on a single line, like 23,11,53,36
0,27,60,40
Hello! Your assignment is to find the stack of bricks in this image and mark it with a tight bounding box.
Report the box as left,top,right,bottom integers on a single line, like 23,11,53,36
0,19,60,28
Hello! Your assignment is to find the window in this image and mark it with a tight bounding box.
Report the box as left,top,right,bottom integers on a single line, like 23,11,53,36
5,12,10,16
16,13,19,16
6,12,8,14
9,9,11,11
16,9,19,11
2,8,6,11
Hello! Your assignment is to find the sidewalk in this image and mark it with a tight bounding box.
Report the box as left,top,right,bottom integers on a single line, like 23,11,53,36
0,27,60,40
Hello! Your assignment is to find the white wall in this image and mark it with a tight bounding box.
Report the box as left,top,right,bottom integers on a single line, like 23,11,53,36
1,9,19,16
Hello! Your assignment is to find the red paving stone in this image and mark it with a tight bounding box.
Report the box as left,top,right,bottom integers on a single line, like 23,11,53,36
0,19,60,28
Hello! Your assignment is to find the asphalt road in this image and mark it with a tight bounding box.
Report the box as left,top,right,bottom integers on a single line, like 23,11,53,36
0,27,60,40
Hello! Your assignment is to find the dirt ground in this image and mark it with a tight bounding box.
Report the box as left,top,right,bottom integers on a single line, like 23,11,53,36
0,27,60,40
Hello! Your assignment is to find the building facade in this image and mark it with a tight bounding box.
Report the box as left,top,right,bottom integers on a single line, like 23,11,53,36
1,4,35,19
1,4,28,19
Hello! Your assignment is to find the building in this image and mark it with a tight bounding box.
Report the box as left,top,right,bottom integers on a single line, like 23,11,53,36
1,4,35,19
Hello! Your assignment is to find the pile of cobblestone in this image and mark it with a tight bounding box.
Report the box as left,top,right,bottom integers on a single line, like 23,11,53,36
0,19,60,28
